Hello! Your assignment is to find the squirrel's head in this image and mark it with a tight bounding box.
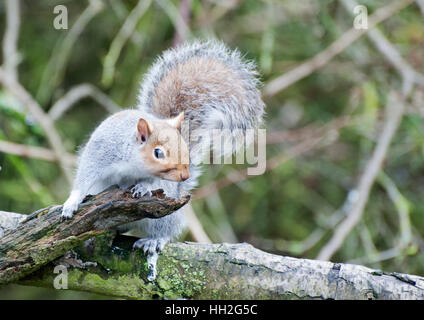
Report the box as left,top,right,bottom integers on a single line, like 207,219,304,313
136,112,190,182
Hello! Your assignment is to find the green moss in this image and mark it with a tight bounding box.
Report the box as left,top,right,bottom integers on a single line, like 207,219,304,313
154,255,208,299
66,269,147,299
30,236,83,264
20,241,292,299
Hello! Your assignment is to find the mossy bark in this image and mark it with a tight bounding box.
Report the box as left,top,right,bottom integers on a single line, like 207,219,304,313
19,233,424,300
0,187,190,285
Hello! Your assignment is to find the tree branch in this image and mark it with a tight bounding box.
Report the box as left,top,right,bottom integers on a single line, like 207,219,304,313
1,189,423,299
18,236,424,300
0,187,190,285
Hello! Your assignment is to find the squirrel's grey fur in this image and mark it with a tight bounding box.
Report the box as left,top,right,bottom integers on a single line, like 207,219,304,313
138,40,264,164
62,40,265,257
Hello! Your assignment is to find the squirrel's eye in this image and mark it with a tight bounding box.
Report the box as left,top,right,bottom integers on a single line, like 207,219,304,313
154,148,165,159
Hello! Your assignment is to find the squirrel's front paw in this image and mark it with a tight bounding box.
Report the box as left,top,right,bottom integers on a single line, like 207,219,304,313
131,185,151,198
61,202,78,219
61,191,81,219
133,237,169,254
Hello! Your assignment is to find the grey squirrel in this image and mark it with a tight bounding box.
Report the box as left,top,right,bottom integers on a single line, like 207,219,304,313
62,40,265,263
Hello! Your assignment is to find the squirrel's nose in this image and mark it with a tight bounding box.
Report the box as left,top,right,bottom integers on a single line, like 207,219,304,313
180,171,190,181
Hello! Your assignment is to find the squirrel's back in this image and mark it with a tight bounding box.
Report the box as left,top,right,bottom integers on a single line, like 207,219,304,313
137,40,265,160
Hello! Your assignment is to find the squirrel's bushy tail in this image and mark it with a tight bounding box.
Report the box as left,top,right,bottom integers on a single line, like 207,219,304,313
137,40,265,163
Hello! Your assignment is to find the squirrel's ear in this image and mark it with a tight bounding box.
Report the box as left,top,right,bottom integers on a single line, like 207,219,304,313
167,112,184,130
137,118,152,143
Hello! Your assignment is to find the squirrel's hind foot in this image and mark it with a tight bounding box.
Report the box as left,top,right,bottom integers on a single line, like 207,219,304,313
133,237,169,281
133,237,169,254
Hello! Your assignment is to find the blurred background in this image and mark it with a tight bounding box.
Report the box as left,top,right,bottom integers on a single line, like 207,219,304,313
0,0,423,299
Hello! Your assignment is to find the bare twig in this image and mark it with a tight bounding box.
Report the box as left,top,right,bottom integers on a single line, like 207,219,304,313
266,116,352,145
348,247,402,265
172,0,192,46
263,0,416,97
107,0,146,46
196,0,240,28
378,172,412,247
250,229,326,256
37,0,104,104
317,91,406,261
156,0,191,45
347,172,414,265
2,0,20,82
48,83,121,121
0,140,77,166
102,0,152,87
348,172,414,265
184,203,212,243
340,0,424,95
0,67,74,185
